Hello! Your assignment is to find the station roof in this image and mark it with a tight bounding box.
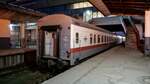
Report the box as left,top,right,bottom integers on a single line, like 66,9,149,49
0,0,49,21
89,16,126,33
1,0,84,13
2,0,149,15
0,0,146,23
0,0,86,21
89,0,150,15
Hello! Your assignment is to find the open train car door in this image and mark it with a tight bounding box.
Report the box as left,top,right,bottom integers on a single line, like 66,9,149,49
39,25,61,59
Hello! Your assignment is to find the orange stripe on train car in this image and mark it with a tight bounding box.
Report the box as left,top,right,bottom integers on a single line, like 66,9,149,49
70,44,107,53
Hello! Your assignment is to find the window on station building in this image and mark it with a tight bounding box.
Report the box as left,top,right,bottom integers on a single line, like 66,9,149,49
92,12,104,18
76,33,79,44
71,2,93,9
71,1,104,22
83,10,104,22
83,10,93,22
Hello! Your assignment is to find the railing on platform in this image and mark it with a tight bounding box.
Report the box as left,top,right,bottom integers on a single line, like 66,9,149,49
0,55,24,69
0,48,36,70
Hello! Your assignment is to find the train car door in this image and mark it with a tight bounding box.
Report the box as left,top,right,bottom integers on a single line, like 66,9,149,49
41,26,60,59
44,32,54,57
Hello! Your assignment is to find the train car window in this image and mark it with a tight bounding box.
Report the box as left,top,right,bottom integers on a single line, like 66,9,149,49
90,34,93,44
105,36,107,43
110,37,112,42
103,35,105,43
103,36,105,43
102,35,103,43
107,36,109,42
98,35,100,43
106,36,107,43
94,34,96,43
108,37,110,42
76,33,79,44
110,37,111,42
105,36,107,42
106,36,108,42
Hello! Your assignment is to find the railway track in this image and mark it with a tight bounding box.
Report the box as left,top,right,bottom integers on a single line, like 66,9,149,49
0,62,70,84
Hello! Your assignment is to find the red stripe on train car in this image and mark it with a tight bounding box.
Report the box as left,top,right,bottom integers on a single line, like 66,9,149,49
70,44,107,53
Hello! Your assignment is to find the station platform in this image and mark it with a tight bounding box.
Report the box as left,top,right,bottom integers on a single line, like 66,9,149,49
42,46,150,84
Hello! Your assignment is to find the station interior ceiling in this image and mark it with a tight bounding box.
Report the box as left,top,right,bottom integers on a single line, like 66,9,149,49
1,0,85,14
0,0,147,35
89,0,150,15
2,0,149,15
102,0,150,15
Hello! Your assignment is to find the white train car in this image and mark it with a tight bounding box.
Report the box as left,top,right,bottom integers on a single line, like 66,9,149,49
37,14,118,65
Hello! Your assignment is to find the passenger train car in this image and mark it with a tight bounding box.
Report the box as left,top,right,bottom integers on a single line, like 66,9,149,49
37,14,118,65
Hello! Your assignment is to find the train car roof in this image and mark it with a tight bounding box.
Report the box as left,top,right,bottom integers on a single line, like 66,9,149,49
37,14,112,34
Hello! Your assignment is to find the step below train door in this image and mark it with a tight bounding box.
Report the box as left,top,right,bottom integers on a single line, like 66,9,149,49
41,25,60,59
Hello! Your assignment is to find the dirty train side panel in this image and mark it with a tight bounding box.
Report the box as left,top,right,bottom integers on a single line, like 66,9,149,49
70,24,114,65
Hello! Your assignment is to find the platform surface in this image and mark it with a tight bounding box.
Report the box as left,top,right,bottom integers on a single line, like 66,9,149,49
43,46,150,84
